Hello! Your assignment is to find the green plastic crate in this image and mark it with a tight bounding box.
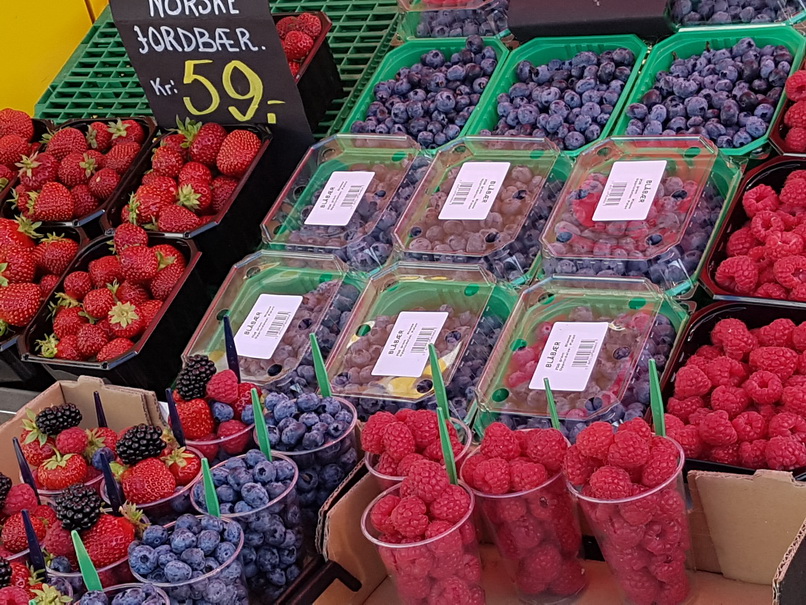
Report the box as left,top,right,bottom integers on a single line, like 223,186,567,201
338,37,509,142
463,34,648,158
610,24,806,158
36,3,400,138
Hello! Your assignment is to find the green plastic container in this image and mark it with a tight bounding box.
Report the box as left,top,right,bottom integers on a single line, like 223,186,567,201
610,25,806,158
338,37,509,143
463,34,648,157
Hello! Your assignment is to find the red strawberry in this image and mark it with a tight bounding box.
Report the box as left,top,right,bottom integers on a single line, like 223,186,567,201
86,426,118,455
37,452,88,490
177,181,212,214
55,426,89,455
211,176,238,213
288,61,301,78
116,281,149,305
88,167,120,200
38,274,60,298
157,205,201,233
282,31,314,61
216,130,261,178
138,299,162,325
217,419,251,454
151,147,184,178
87,121,113,151
276,16,298,38
0,135,28,167
0,218,36,249
141,173,178,199
206,369,239,404
37,333,83,360
160,133,188,157
88,255,122,287
76,323,109,358
83,287,116,320
186,122,227,167
107,302,144,339
131,185,172,223
33,234,78,275
0,586,34,604
0,245,36,285
27,182,75,222
163,447,202,485
120,245,159,283
296,12,322,37
16,153,59,190
153,244,186,270
2,512,45,553
53,306,88,338
114,222,149,252
71,184,100,218
58,151,102,187
44,127,87,161
176,398,215,439
82,512,138,567
0,165,13,188
109,119,146,145
0,283,40,330
149,262,183,300
178,162,212,184
121,458,176,504
97,337,135,362
105,142,140,173
0,109,34,141
63,271,92,300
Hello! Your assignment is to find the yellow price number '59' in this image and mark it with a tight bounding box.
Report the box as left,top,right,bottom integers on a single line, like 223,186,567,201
183,59,278,123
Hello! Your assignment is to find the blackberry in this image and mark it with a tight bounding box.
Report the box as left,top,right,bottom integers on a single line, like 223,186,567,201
0,473,11,510
116,424,166,465
35,402,82,437
175,355,216,400
0,557,9,588
54,483,103,531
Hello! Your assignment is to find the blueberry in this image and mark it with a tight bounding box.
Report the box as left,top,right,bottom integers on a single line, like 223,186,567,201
180,547,205,570
170,528,197,553
198,529,221,555
129,545,159,576
142,524,168,548
164,559,193,582
281,421,307,447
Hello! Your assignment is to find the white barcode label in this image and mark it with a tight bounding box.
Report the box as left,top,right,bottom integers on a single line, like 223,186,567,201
529,322,608,392
304,171,375,226
234,294,303,360
438,162,510,221
592,160,667,222
372,311,449,378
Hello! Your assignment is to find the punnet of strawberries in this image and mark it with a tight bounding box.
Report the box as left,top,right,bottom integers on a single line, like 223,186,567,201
113,120,264,234
779,69,806,153
33,224,187,363
4,111,148,223
713,170,806,301
0,219,82,337
0,109,42,194
275,13,323,79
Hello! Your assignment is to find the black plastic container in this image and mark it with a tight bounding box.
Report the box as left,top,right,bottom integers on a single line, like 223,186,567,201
0,118,54,201
18,234,207,391
100,124,271,284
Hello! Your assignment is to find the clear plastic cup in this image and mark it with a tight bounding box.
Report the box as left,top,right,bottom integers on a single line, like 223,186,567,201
460,450,587,603
97,582,170,604
48,554,134,597
361,482,485,605
130,515,248,605
365,417,473,491
189,452,304,601
573,439,691,605
23,464,104,504
188,425,256,465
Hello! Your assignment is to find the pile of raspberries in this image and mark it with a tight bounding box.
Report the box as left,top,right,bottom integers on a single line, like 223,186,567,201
780,70,806,153
667,317,806,470
714,171,806,300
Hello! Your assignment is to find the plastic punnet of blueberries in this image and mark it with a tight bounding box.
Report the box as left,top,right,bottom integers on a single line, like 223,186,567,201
412,0,509,38
669,0,806,26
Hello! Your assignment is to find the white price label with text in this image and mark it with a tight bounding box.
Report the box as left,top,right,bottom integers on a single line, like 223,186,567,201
304,171,374,226
372,311,449,377
529,322,609,391
234,294,303,359
438,162,510,221
592,160,667,222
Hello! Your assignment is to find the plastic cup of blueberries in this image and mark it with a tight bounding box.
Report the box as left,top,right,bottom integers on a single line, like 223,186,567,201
261,134,426,274
130,516,248,605
98,582,170,604
365,416,473,491
460,447,587,603
475,276,688,440
571,438,691,605
361,482,485,604
326,261,499,421
395,136,572,286
189,452,304,599
540,136,742,299
48,553,135,597
182,250,361,394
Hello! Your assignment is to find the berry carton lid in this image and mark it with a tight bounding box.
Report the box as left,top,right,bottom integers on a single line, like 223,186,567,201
261,134,422,261
182,250,352,386
394,136,571,284
326,260,496,404
397,0,498,13
476,275,670,419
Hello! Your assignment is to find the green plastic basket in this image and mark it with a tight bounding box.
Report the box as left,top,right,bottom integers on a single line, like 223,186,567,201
338,37,509,142
463,34,649,158
610,24,806,158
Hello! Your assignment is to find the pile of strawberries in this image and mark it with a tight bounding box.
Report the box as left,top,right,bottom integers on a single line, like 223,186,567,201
0,109,41,193
714,172,806,301
0,219,81,336
276,13,323,78
118,120,261,234
8,113,146,223
460,423,586,600
362,409,464,478
781,70,806,153
35,224,186,363
667,316,806,471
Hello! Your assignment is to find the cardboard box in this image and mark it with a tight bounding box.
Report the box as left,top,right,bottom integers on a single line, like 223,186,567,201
0,376,166,481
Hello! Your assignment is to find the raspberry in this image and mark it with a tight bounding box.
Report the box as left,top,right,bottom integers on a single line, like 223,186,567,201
382,422,416,461
390,496,429,538
756,282,789,299
362,411,397,454
641,448,679,488
396,452,426,476
695,344,721,359
704,356,747,388
617,418,654,440
742,184,780,218
730,411,766,442
54,427,89,455
473,457,511,495
404,409,439,449
781,176,806,208
668,424,704,459
794,322,806,352
709,385,750,418
774,255,806,289
766,435,806,470
403,460,449,503
687,407,710,427
376,452,398,475
548,559,587,597
743,370,784,405
575,421,615,461
715,256,758,294
479,422,520,460
672,366,712,399
724,228,757,258
666,396,704,423
429,577,473,603
789,374,806,387
588,465,632,499
697,410,738,446
664,414,685,434
607,430,650,470
491,498,527,524
786,70,806,102
792,284,806,302
757,318,796,348
205,370,238,404
752,211,787,242
523,428,567,472
370,494,400,534
459,454,484,489
785,127,806,153
710,443,740,465
738,439,768,469
518,543,563,585
710,318,757,360
621,569,661,604
748,346,798,381
563,444,599,486
396,574,431,600
767,231,805,262
508,460,549,492
2,484,37,516
424,519,454,540
768,411,806,442
429,484,470,523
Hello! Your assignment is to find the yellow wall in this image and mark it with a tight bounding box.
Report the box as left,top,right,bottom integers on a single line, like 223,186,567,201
88,0,109,21
1,1,93,114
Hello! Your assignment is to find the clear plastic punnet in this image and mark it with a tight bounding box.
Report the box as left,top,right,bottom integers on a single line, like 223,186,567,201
397,0,509,39
326,261,497,421
394,136,571,285
476,276,688,424
261,134,427,273
540,136,742,298
182,251,362,394
669,0,806,28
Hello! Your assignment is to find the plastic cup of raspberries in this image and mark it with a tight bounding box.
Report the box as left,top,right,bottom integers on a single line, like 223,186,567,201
76,582,170,605
128,514,248,605
362,409,473,491
360,460,485,605
460,423,587,602
189,450,304,599
564,419,691,605
254,393,359,533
